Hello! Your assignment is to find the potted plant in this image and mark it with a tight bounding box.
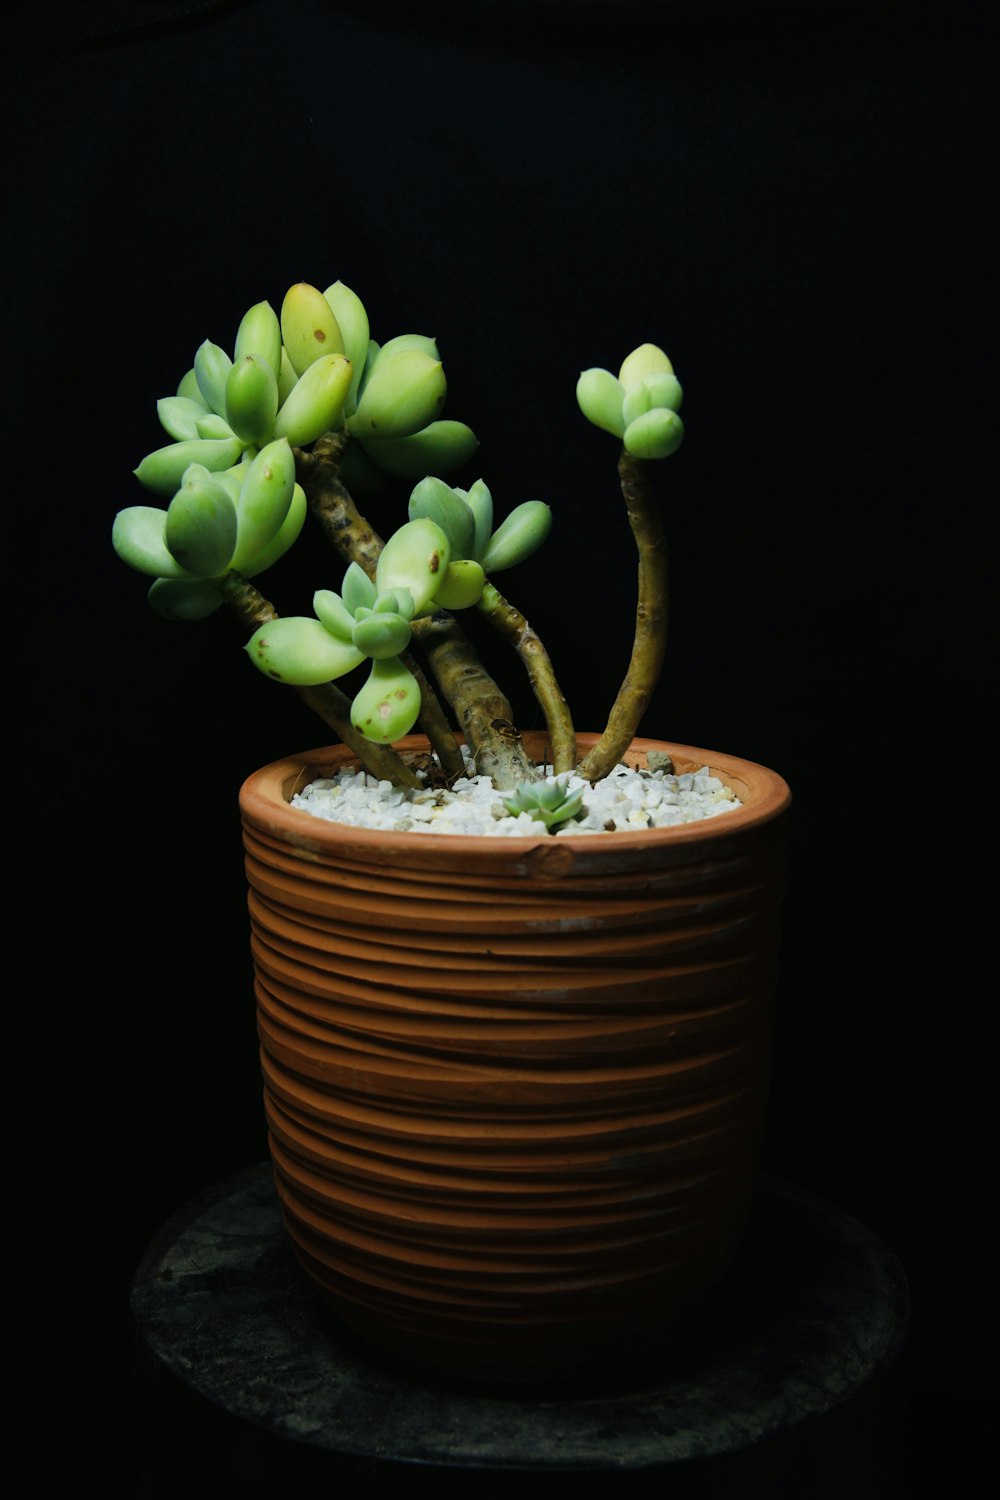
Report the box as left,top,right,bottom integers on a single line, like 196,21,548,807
113,278,791,1386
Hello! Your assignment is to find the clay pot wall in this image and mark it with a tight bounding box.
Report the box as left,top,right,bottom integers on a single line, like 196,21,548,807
239,733,791,1383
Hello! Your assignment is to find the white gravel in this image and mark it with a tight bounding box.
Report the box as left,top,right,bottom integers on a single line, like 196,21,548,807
291,747,742,836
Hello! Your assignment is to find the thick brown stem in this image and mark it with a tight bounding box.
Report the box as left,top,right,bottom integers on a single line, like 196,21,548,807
575,449,669,783
216,571,421,787
477,583,576,774
413,611,536,788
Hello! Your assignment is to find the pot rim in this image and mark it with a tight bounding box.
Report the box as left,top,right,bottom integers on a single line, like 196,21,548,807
239,732,791,860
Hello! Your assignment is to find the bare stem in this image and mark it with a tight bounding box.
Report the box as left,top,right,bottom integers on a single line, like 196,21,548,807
575,449,669,783
477,583,576,774
411,611,536,788
216,571,421,788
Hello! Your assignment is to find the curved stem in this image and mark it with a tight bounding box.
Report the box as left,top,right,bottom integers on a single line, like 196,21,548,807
477,583,576,774
216,571,420,788
575,449,669,783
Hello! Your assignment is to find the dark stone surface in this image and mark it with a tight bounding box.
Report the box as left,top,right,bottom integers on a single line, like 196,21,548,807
130,1165,910,1497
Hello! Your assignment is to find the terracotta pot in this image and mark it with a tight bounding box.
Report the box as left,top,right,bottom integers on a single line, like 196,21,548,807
238,731,791,1385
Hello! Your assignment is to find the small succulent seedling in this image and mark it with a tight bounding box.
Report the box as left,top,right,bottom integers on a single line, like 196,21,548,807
503,779,586,832
113,277,685,819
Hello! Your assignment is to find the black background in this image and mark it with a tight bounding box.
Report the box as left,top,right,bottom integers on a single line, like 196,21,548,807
5,1,997,1493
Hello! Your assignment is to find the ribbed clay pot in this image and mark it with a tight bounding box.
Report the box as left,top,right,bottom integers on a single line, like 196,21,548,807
238,731,791,1386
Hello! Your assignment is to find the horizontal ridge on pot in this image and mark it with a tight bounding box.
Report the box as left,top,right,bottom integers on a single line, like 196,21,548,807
240,733,791,1383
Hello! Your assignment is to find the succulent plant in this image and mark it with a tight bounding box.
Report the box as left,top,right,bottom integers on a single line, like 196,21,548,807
503,778,586,832
113,277,685,813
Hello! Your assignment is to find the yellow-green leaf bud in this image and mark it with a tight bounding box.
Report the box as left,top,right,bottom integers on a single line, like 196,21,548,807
350,657,422,743
134,436,244,496
408,476,475,558
434,558,486,609
352,611,412,660
165,467,238,577
280,281,345,377
193,339,233,417
347,350,447,440
375,517,451,615
576,367,626,438
480,500,552,574
618,343,674,391
230,438,296,572
225,353,280,447
272,352,353,446
234,299,282,376
623,407,685,460
245,616,365,685
359,419,479,480
112,506,188,579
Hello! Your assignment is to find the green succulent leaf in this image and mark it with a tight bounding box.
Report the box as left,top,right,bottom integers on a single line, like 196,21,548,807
165,467,238,577
621,382,653,428
280,281,345,377
644,370,683,412
464,479,494,562
234,299,282,376
230,438,296,573
350,657,423,743
240,482,307,578
375,517,451,615
112,506,188,579
351,611,412,660
359,420,479,481
341,561,377,615
157,395,208,442
193,339,233,417
479,501,552,574
373,587,416,619
433,559,486,609
322,281,370,409
245,616,365,685
623,407,685,460
272,352,353,446
225,353,279,447
176,368,208,406
194,413,238,442
147,577,223,621
347,349,447,440
407,476,476,558
576,367,626,438
134,436,244,496
371,333,440,365
312,589,356,641
618,343,674,391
